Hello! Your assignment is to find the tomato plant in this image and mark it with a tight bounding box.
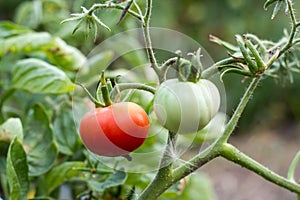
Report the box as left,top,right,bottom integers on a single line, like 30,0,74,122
79,102,150,157
1,0,300,200
154,78,220,134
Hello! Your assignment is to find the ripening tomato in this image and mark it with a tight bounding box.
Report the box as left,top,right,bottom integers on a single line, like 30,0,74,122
79,102,150,157
153,79,220,134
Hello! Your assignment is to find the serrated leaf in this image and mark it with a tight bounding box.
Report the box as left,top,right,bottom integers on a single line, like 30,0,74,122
12,58,75,94
6,137,29,200
24,104,58,176
44,161,86,194
53,102,80,155
88,170,127,193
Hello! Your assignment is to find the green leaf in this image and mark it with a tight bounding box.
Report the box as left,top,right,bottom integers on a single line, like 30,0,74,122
0,21,32,39
77,50,114,84
14,1,42,29
0,118,23,141
0,31,86,71
12,58,75,94
180,173,217,200
0,32,52,57
88,170,127,193
53,102,80,155
44,161,86,195
0,157,6,174
29,197,56,200
44,37,86,71
24,104,58,176
0,118,23,156
6,137,29,200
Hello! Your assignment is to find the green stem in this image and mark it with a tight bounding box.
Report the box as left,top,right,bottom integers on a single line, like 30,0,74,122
288,150,300,182
220,143,300,194
99,72,112,106
279,0,299,57
76,82,104,107
218,77,261,143
115,83,156,94
142,0,162,82
202,57,246,79
138,132,178,200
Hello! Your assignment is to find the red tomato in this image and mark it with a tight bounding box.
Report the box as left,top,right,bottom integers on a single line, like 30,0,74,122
79,102,150,157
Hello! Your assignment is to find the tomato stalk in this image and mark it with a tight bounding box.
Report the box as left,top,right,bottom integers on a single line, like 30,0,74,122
113,83,156,94
76,82,105,107
77,71,113,107
186,48,203,82
97,71,112,107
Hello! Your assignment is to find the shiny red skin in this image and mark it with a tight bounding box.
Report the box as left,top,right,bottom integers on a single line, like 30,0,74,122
79,102,150,157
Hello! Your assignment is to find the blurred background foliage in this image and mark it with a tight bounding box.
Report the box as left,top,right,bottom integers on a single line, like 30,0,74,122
1,0,300,133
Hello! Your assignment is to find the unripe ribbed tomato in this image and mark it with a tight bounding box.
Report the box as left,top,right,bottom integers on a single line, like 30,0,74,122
153,79,220,134
79,102,150,157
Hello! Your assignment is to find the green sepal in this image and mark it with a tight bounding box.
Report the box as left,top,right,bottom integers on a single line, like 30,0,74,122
209,34,239,52
244,36,266,72
235,34,258,74
244,33,267,57
76,82,104,108
96,71,113,107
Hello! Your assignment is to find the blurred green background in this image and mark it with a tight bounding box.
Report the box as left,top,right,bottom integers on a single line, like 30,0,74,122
1,0,300,132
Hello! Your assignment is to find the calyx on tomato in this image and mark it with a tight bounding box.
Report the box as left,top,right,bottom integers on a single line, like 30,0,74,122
153,78,220,134
79,102,150,157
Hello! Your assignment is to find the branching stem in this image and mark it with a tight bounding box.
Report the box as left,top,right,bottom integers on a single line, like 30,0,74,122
142,0,162,82
279,0,299,57
87,2,142,21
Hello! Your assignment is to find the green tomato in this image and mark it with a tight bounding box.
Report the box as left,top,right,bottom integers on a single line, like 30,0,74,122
153,79,220,134
123,90,154,114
